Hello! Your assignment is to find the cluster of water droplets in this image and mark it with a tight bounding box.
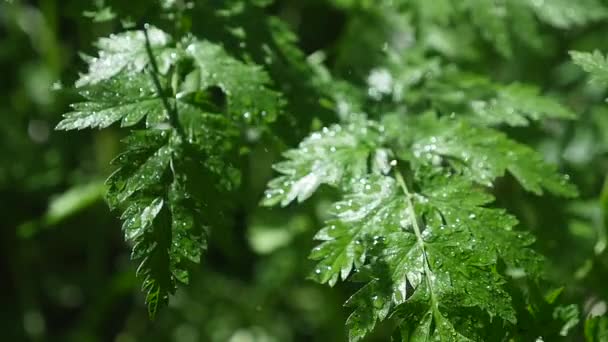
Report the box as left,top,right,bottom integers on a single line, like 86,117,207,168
412,136,444,166
334,176,397,223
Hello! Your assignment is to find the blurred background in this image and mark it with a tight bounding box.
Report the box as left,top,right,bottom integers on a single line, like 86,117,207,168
1,0,608,341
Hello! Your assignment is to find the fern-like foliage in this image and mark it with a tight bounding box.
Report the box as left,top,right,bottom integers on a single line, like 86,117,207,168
570,49,608,342
333,0,607,57
263,108,575,339
74,26,177,88
372,50,577,127
259,8,580,336
57,25,281,317
55,2,584,338
429,0,607,57
571,50,608,85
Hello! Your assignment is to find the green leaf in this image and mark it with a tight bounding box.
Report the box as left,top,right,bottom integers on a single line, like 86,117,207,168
398,0,607,57
571,50,608,85
469,83,576,126
384,53,575,126
58,39,283,131
56,73,164,130
306,172,539,341
57,23,276,316
62,45,245,317
261,119,383,207
76,25,176,87
309,175,405,286
553,304,580,337
384,113,578,197
464,0,512,57
184,40,283,123
108,128,235,315
264,108,573,339
527,0,607,29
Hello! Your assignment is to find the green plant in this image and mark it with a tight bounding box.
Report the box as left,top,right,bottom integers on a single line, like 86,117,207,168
43,0,608,340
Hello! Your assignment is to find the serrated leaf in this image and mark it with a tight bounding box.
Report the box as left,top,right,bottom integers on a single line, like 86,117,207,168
57,73,164,130
307,172,538,341
309,176,406,286
76,25,176,87
108,127,232,315
571,50,608,85
111,142,172,203
469,83,576,126
384,113,577,197
57,21,276,317
184,40,283,123
385,54,574,127
262,120,383,207
261,108,566,339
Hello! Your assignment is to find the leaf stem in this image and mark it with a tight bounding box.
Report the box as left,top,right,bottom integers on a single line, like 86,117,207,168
143,24,185,138
394,169,440,314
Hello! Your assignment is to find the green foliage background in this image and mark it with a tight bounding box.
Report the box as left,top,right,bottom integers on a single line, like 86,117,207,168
2,0,608,341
